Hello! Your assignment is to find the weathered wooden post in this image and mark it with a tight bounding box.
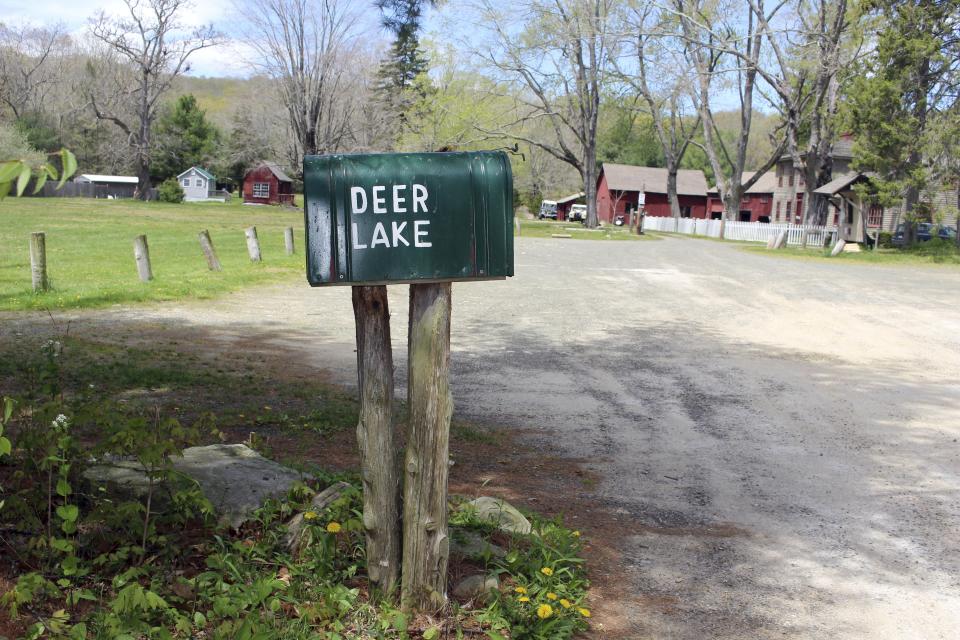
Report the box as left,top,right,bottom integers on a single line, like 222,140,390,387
133,234,153,282
800,228,809,249
352,285,402,595
402,282,453,610
284,226,296,255
245,226,261,262
303,151,513,611
29,232,49,292
198,230,222,271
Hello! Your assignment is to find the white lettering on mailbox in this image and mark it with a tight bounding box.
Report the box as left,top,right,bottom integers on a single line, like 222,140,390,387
350,183,432,250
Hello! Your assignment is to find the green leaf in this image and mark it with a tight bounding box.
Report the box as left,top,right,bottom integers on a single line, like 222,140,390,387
423,627,440,640
3,396,12,422
0,179,11,200
16,164,31,197
61,519,77,534
51,538,74,553
0,436,10,456
33,168,48,194
0,161,21,182
56,478,72,497
56,504,79,522
193,611,207,627
69,622,88,639
60,149,77,185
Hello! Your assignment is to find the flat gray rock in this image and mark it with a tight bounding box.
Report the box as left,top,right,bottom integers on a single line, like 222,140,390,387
449,527,507,560
463,496,532,535
452,574,499,603
84,444,303,528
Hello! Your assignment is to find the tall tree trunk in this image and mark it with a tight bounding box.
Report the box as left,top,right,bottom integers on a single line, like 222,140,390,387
402,283,453,612
667,167,680,218
352,285,402,597
584,146,599,228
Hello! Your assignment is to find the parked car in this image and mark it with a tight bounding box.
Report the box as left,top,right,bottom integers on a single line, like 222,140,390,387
569,203,587,222
892,222,934,246
538,200,558,219
938,225,957,241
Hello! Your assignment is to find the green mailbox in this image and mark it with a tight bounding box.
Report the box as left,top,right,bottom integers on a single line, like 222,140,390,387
303,151,514,286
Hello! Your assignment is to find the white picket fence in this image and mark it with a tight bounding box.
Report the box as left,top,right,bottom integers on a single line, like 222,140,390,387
642,216,835,247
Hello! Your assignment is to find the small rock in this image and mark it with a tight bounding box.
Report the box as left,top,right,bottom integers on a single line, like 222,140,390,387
453,574,499,603
449,527,507,560
463,496,532,535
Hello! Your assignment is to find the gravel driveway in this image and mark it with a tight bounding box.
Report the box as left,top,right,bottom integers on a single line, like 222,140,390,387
8,235,960,639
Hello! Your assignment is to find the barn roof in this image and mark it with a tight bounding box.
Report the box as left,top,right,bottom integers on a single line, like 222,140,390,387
264,162,292,183
709,171,777,194
75,174,138,184
556,192,585,204
178,166,215,181
601,164,708,196
813,173,871,196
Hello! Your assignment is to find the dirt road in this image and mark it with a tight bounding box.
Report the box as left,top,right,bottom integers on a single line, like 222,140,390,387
7,236,960,638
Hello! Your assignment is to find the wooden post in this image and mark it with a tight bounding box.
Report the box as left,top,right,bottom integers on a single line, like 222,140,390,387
402,282,453,612
133,235,153,282
284,226,295,255
800,228,809,249
245,226,262,262
352,285,402,596
198,230,222,271
718,218,726,240
29,232,49,292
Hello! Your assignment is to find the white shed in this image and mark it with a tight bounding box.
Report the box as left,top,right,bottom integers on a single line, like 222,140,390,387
177,167,217,201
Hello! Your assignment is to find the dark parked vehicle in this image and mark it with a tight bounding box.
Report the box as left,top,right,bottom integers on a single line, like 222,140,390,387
938,226,957,241
892,222,934,246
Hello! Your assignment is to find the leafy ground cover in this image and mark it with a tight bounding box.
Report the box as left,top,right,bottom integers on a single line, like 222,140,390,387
0,332,593,639
0,197,304,312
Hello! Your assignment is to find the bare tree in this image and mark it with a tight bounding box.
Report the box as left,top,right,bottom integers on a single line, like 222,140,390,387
88,0,219,199
469,0,617,228
0,22,70,121
673,0,796,221
617,2,700,220
236,0,362,169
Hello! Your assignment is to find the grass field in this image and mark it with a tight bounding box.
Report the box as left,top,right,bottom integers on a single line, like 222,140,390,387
517,217,657,240
0,197,305,311
743,239,960,266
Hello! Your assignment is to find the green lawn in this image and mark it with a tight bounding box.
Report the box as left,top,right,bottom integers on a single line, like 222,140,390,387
742,239,960,266
517,217,658,240
0,197,306,311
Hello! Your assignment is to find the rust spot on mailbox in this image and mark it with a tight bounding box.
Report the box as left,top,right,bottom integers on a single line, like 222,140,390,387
303,151,514,286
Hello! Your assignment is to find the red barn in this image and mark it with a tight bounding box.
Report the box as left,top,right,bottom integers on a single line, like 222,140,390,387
707,171,776,222
242,163,294,205
596,164,708,223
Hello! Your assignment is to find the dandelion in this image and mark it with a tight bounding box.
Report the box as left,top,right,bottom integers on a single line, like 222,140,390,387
560,599,572,609
572,530,581,537
326,521,342,533
578,608,591,618
303,511,318,520
537,604,554,619
540,567,554,577
546,592,557,600
518,596,530,603
514,586,527,594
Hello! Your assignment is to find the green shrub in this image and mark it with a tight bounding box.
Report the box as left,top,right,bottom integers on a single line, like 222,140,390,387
878,231,893,248
157,177,185,203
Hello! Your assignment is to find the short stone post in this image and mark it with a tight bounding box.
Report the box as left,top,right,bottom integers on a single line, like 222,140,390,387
766,235,777,249
402,282,453,611
830,239,846,256
198,230,222,271
284,227,295,255
29,232,49,292
133,235,153,282
245,226,262,262
775,230,788,249
800,228,809,249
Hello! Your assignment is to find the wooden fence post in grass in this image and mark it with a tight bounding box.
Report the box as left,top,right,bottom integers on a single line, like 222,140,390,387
245,226,262,262
29,232,49,292
402,282,453,611
198,230,222,271
133,235,153,282
801,228,809,249
284,226,295,255
352,285,401,596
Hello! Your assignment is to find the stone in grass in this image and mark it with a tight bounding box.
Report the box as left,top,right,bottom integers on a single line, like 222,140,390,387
463,496,532,535
830,239,846,256
449,527,507,561
452,574,499,603
84,444,303,529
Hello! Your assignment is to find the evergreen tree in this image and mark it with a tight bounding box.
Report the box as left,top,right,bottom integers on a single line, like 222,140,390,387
151,94,221,181
375,0,433,139
846,0,960,244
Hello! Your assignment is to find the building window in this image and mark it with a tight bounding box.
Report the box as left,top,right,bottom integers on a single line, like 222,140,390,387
786,201,793,217
867,204,883,227
775,201,781,220
798,174,805,187
181,179,189,187
196,178,204,187
778,175,783,188
681,206,692,218
253,182,270,198
788,167,794,187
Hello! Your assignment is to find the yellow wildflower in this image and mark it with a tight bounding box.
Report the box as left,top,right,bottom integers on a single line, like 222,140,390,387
518,596,530,603
514,586,527,594
578,608,591,618
540,567,554,576
560,599,572,609
572,530,581,537
326,521,342,533
303,511,318,520
537,604,554,619
546,592,557,600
